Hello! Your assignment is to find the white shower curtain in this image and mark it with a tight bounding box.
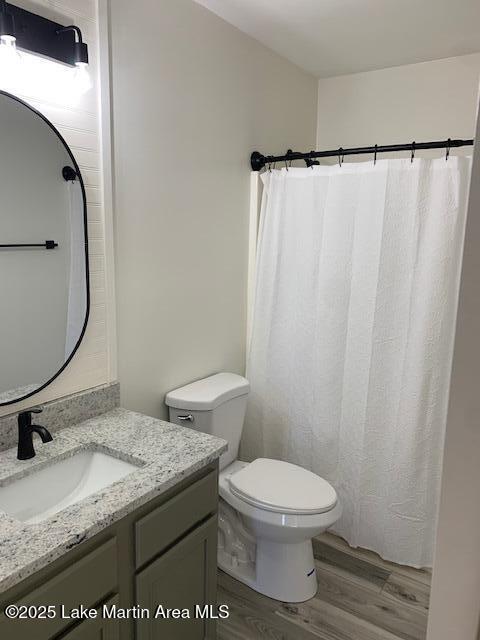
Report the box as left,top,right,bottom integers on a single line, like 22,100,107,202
244,157,471,568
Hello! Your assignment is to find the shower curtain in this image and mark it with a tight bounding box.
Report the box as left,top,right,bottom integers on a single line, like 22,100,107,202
243,157,471,568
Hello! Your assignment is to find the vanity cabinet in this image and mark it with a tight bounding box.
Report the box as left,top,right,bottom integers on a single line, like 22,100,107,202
0,463,218,640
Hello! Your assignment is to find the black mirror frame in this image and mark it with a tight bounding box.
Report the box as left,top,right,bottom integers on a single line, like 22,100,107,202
0,89,90,407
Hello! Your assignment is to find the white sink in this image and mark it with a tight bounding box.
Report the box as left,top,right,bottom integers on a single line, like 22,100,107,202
0,449,141,524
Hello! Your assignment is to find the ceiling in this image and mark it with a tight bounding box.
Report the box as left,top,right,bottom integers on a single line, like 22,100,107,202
193,0,480,78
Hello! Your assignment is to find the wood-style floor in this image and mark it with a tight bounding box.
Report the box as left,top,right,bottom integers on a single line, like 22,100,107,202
217,532,431,640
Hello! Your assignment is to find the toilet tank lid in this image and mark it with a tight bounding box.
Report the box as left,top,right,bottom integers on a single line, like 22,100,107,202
165,373,250,410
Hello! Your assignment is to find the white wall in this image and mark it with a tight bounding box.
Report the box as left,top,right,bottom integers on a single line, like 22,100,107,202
427,96,480,640
0,0,116,416
317,53,480,152
109,0,318,419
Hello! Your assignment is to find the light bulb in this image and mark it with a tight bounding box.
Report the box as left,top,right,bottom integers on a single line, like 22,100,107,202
0,34,15,47
73,61,92,94
0,34,21,90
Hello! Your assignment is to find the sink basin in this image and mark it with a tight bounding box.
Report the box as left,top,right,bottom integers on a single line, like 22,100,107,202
0,449,141,524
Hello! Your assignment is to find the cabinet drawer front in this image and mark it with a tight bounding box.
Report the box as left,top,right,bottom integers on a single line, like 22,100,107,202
0,538,117,640
136,469,217,568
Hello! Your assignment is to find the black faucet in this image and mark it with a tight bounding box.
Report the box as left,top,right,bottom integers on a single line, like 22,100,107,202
17,409,53,460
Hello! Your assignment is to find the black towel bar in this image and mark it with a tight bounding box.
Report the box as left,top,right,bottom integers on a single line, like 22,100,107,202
0,241,58,250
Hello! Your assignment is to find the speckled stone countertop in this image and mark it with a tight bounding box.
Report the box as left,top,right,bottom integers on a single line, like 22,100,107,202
0,408,227,593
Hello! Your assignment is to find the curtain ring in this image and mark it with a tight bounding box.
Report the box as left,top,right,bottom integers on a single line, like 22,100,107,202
285,149,294,171
374,144,378,166
338,147,344,167
446,138,451,162
410,141,416,163
305,154,319,169
306,152,319,169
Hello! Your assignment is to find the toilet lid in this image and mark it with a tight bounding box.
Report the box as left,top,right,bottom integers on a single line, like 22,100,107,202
229,458,337,515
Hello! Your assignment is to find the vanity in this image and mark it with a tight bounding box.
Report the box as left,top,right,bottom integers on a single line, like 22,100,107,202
0,405,227,640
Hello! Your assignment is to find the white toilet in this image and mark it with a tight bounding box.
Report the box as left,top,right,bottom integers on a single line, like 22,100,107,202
166,372,342,603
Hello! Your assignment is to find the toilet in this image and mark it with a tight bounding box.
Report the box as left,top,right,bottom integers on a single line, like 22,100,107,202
166,372,342,603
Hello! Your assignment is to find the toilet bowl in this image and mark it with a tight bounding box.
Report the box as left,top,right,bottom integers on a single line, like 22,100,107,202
166,372,342,603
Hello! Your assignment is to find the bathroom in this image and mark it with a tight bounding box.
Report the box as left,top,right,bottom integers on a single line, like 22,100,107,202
0,0,479,638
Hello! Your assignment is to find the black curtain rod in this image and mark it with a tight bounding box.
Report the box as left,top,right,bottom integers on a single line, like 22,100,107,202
250,138,474,171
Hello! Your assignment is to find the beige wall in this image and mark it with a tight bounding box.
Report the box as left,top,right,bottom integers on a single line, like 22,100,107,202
427,96,480,640
0,0,116,417
108,0,317,419
317,53,480,151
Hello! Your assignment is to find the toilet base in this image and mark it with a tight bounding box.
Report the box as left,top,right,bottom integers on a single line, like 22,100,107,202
218,539,318,603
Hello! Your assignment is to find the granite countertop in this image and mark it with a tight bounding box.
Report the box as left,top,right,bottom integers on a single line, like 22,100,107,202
0,408,227,593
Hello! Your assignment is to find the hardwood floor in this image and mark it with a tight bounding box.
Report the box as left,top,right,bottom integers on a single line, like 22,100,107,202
217,532,431,640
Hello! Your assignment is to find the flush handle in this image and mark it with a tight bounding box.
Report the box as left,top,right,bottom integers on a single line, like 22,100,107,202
177,414,194,422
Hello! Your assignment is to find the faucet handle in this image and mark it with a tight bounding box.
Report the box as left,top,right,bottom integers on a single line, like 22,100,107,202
18,408,42,429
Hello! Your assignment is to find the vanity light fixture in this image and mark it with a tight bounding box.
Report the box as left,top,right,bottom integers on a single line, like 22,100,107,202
0,2,91,94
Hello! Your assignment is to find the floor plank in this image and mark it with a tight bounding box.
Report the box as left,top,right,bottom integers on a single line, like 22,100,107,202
313,538,391,592
278,598,405,640
218,570,279,614
314,565,428,640
318,532,432,586
381,573,430,614
217,584,319,640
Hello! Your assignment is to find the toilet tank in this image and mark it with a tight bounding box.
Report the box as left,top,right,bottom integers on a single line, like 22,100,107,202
165,373,250,470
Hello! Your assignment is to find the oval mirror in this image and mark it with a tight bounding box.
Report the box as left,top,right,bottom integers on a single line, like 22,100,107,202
0,91,89,406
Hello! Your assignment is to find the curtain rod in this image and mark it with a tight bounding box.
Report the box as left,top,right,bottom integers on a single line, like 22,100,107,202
250,138,474,171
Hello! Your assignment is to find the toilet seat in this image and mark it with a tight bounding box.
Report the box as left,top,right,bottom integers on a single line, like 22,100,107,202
219,461,342,532
228,458,337,515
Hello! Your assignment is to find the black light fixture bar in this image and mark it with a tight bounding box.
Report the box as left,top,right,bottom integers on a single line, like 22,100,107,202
0,240,58,249
0,2,86,67
251,139,475,171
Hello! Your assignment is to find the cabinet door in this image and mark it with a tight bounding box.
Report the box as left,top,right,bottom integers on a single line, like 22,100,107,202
136,516,217,640
59,596,120,640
